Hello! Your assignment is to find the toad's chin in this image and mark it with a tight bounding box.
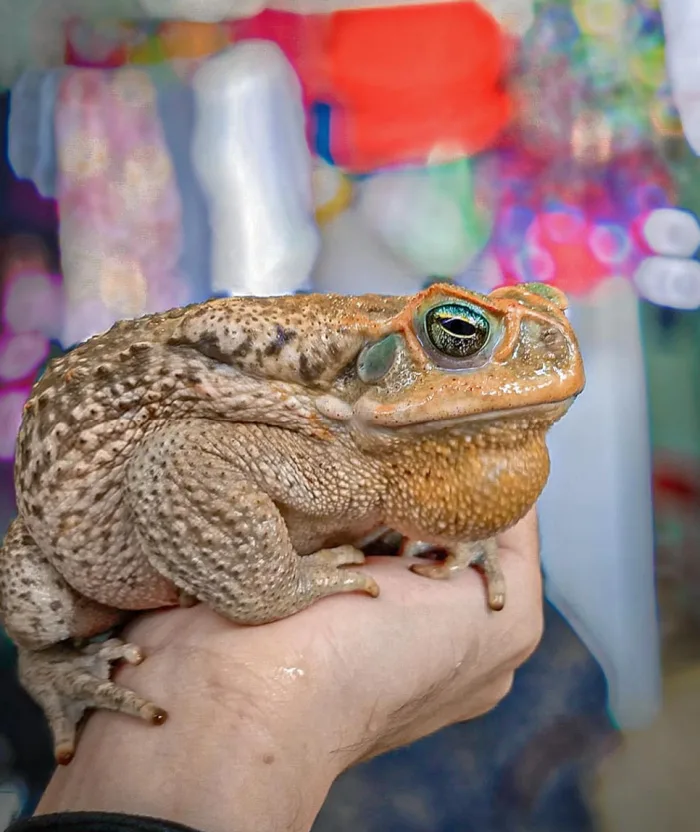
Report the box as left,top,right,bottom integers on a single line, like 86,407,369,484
353,395,578,435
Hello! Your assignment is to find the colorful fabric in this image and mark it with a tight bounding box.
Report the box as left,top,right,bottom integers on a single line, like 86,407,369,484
55,67,188,347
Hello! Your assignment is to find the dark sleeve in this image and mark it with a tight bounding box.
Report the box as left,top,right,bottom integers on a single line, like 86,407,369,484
7,813,204,832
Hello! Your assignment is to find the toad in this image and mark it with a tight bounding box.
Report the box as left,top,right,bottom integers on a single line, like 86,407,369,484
0,282,584,763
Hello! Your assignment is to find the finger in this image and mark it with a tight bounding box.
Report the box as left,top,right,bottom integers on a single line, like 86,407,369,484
497,508,540,563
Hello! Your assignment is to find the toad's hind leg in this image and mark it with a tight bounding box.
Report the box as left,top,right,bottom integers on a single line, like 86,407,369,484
0,518,166,765
128,427,379,626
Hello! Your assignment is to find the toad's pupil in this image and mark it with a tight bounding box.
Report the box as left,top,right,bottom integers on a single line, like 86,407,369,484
425,302,490,359
441,317,476,337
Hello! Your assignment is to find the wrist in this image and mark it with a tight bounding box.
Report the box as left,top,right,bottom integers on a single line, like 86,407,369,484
35,616,345,832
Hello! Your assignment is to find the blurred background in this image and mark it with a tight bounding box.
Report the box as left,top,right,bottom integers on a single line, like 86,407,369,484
0,0,699,829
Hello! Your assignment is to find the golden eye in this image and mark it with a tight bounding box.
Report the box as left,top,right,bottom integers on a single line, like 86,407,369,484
424,302,490,359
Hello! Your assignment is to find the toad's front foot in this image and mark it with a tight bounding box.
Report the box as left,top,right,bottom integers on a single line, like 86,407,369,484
405,538,506,611
302,545,380,599
18,638,167,765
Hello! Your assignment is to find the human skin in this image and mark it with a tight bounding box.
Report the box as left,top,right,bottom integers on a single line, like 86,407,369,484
36,510,543,832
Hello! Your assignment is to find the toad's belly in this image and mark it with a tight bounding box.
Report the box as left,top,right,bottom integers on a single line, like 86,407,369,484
281,508,384,556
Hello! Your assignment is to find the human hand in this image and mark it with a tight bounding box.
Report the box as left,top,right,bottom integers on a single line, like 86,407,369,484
37,510,543,832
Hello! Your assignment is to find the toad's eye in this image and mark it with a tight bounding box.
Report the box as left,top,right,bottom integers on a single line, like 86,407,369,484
424,302,490,359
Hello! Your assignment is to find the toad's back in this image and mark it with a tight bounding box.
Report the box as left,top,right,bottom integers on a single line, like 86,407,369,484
16,290,408,501
18,291,399,476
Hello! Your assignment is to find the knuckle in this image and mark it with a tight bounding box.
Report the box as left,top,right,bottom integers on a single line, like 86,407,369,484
525,614,545,661
467,672,516,721
513,602,545,667
489,672,516,709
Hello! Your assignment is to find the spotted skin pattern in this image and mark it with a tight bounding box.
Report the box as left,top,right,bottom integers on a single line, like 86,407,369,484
0,284,584,764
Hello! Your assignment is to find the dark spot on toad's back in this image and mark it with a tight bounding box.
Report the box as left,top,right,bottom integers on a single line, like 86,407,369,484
299,353,323,383
264,324,297,356
230,335,253,359
191,332,230,365
20,442,31,471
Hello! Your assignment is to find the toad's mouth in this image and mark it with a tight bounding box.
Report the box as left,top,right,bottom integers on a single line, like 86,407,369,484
358,395,578,434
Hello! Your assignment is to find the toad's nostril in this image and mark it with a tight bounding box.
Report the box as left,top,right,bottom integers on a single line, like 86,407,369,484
541,328,559,347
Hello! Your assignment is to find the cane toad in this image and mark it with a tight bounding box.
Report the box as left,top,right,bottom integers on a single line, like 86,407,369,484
0,282,584,763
